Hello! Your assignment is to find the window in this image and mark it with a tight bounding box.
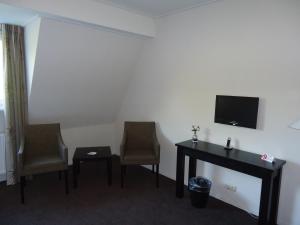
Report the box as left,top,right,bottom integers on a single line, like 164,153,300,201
0,35,4,109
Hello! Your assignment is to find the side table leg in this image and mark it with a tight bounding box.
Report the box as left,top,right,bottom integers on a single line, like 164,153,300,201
107,157,112,186
77,161,80,174
73,159,78,188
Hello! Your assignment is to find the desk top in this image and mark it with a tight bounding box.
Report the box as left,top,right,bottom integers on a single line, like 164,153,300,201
176,140,286,172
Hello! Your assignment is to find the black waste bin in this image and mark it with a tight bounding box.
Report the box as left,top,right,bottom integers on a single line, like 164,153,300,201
189,176,212,208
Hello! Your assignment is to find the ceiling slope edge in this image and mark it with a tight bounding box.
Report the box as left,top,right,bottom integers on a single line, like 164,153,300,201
0,0,156,37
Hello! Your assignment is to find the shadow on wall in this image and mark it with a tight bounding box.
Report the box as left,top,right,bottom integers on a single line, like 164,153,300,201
200,127,258,214
279,161,300,225
0,110,5,133
257,97,266,131
155,122,179,180
156,122,251,212
208,161,254,213
203,128,211,142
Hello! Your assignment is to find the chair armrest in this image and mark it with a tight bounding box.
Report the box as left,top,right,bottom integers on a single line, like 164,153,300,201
58,133,68,164
17,137,25,171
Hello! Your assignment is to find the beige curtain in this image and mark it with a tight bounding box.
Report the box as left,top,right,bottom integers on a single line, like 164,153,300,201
1,24,27,185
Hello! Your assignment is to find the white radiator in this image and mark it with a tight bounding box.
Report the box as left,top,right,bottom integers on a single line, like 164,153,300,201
0,133,5,182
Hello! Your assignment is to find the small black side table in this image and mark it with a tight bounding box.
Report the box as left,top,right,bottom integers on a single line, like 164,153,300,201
73,146,112,188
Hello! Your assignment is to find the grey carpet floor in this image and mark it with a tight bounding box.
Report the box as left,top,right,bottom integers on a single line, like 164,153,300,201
0,156,257,225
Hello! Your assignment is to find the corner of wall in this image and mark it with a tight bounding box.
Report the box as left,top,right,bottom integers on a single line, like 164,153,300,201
24,16,41,101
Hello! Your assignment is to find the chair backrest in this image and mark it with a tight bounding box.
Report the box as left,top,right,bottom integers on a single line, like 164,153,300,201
24,123,60,157
124,121,156,151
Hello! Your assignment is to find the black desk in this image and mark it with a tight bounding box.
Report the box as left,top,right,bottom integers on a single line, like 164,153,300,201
175,140,286,225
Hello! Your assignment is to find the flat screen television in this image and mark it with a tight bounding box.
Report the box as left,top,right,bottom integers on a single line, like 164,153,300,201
214,95,259,129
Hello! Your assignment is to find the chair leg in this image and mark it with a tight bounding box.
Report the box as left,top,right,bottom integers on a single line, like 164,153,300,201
20,176,25,204
58,171,62,180
156,164,159,188
124,165,127,175
152,164,155,173
64,169,69,194
77,162,80,175
121,165,125,188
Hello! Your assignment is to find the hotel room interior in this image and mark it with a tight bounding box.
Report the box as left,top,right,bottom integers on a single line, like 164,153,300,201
0,0,299,225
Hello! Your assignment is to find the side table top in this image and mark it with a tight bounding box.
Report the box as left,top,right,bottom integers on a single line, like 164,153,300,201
73,146,111,160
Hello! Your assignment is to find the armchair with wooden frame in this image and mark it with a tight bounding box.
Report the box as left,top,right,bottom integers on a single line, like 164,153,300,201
120,121,160,188
18,123,69,204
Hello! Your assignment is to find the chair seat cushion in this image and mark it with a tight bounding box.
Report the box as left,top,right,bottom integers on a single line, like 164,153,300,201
22,154,66,176
123,149,158,165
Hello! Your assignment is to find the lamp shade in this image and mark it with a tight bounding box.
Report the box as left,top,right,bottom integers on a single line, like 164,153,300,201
290,119,300,130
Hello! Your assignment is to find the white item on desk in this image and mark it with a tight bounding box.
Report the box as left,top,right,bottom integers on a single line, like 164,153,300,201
87,152,97,156
261,153,275,163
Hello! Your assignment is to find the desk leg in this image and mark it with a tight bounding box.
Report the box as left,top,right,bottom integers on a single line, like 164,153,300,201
176,148,185,198
270,169,282,225
259,176,273,225
107,157,112,186
189,157,197,180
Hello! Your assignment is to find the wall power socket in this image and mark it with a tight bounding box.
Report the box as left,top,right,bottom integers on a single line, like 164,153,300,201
224,184,237,192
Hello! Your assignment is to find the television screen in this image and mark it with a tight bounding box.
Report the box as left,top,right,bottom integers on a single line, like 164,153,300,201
214,95,259,129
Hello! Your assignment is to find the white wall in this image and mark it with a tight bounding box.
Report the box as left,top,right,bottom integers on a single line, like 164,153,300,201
25,17,146,169
116,0,300,224
0,30,5,181
28,17,146,128
0,111,5,181
61,123,116,164
24,17,41,98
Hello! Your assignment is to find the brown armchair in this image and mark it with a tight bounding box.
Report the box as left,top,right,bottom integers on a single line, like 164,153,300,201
120,121,160,188
18,123,69,203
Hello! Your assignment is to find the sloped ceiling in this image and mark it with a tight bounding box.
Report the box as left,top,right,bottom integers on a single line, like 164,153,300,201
28,18,145,128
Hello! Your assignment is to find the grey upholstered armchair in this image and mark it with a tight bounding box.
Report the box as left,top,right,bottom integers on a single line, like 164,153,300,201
120,121,160,188
18,123,69,203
